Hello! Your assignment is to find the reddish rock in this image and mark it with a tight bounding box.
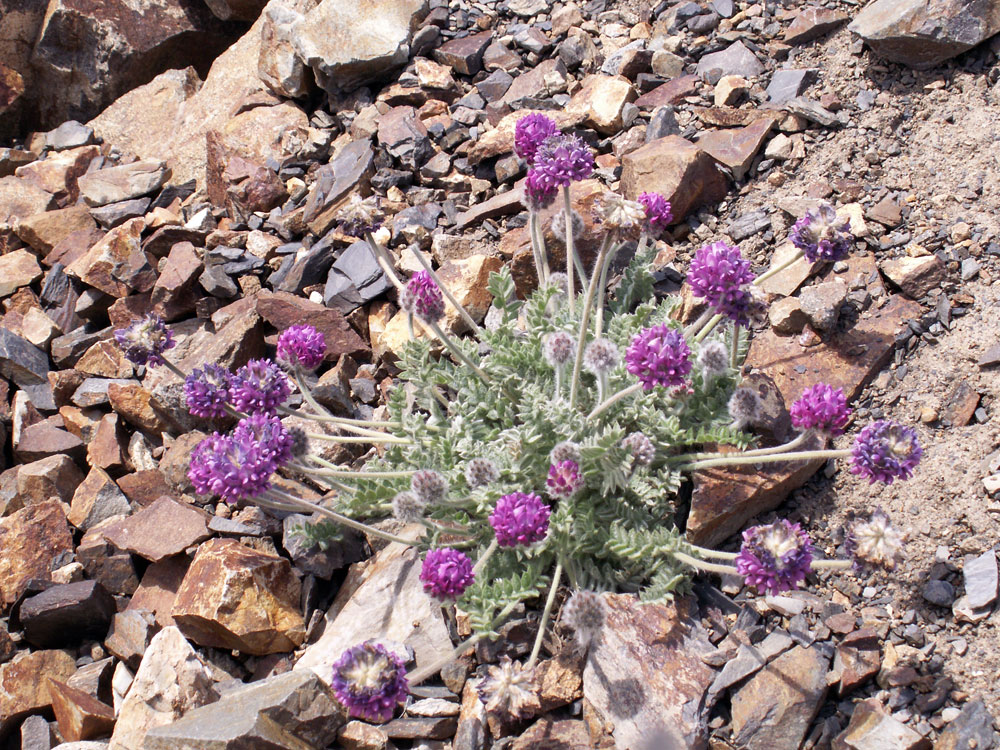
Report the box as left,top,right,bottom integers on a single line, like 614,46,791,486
14,418,85,463
0,175,54,228
150,241,203,321
68,466,132,532
19,580,116,648
128,554,191,628
172,538,306,655
256,290,369,359
783,6,849,45
512,718,591,750
634,74,699,108
45,226,106,269
832,628,881,696
880,255,946,298
116,469,175,508
87,413,126,472
102,496,210,563
832,697,931,750
105,609,158,670
301,138,375,235
941,380,980,427
0,247,41,298
433,29,493,75
76,521,139,596
66,218,156,298
48,678,116,742
76,340,134,378
16,454,84,506
620,135,729,222
502,58,568,107
0,649,76,734
696,116,775,180
107,381,172,434
13,145,100,205
467,108,586,165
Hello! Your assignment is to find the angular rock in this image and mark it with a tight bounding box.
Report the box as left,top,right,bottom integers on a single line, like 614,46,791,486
933,698,998,750
831,628,881,696
0,501,75,607
466,108,585,165
105,609,157,670
150,241,203,321
302,138,375,234
962,549,998,611
880,255,946,298
799,278,848,333
0,248,38,301
76,525,139,597
291,0,428,94
256,290,369,359
77,160,170,208
0,649,76,735
16,204,96,254
832,697,931,750
436,254,505,334
502,58,567,107
583,594,715,750
258,0,316,99
15,419,83,462
696,41,764,83
433,29,493,75
847,0,1000,69
769,297,808,335
109,627,219,750
68,467,132,532
127,555,190,628
766,69,816,104
697,116,774,180
48,678,115,742
378,105,434,169
0,176,55,228
17,455,84,507
565,74,637,135
66,218,154,298
621,135,729,222
323,239,391,313
512,719,590,750
634,74,699,109
732,645,831,750
171,538,306,655
784,6,850,45
102,496,210,563
19,580,116,648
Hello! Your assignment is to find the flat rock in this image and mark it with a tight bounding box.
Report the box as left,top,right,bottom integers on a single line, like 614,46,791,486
171,538,306,655
127,555,190,629
302,138,375,235
933,698,998,750
565,73,637,135
256,290,369,359
696,41,764,83
77,160,170,207
731,645,831,750
880,255,946,298
0,175,55,227
101,496,211,563
766,69,816,104
377,105,433,170
68,466,132,532
323,239,392,313
467,108,585,164
832,697,931,750
582,594,716,750
0,501,75,607
66,218,155,298
0,649,77,735
0,248,43,298
784,6,850,45
18,204,96,254
831,628,881,696
433,29,493,76
17,455,84,506
634,74,699,109
962,549,998,611
19,580,116,648
697,116,774,180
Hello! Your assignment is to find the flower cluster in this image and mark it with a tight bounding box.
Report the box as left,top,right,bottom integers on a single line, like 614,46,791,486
400,271,446,324
735,520,814,595
477,657,540,719
851,420,922,484
598,192,646,237
638,192,672,236
331,642,409,722
625,324,692,391
688,241,756,324
338,194,383,238
184,364,233,419
230,359,291,415
514,113,560,165
490,492,551,547
532,134,594,187
790,383,850,435
420,548,475,600
187,429,278,504
277,324,327,371
114,314,176,367
560,589,606,650
546,459,582,499
847,509,905,569
790,204,851,263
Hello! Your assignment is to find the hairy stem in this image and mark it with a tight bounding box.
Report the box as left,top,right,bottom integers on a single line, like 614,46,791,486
569,236,612,408
472,539,498,576
594,236,624,339
730,323,741,370
692,313,725,343
754,248,805,286
307,432,411,445
527,560,563,669
427,321,494,388
588,382,643,420
811,559,854,570
686,544,739,561
679,448,850,472
673,550,739,576
529,211,545,287
683,308,715,340
263,487,418,546
669,431,812,464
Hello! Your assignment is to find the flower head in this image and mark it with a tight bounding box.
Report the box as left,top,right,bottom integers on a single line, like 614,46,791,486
851,420,921,484
399,271,446,324
391,490,426,522
735,520,814,595
490,492,551,547
789,204,851,263
697,341,729,380
546,459,583,499
550,441,581,465
230,359,291,415
187,432,275,504
338,194,383,238
583,338,620,376
846,509,905,570
542,331,575,368
728,386,762,429
465,458,500,488
477,657,540,719
688,242,756,324
625,324,692,391
420,548,475,601
514,113,560,165
412,469,449,504
277,324,326,371
561,589,606,650
597,192,646,237
114,314,175,367
790,383,850,436
637,192,673,237
524,168,558,210
232,413,295,467
184,364,233,419
533,134,594,187
622,432,655,466
331,642,408,722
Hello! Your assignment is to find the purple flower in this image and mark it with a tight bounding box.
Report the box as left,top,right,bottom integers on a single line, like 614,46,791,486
637,192,673,236
851,420,921,484
184,364,233,419
490,492,551,547
399,271,446,324
514,113,560,165
688,241,756,324
622,432,655,465
331,642,409,723
114,314,175,367
546,460,583,499
625,324,692,391
542,331,575,368
735,520,814,595
232,413,295,467
277,324,326,371
790,204,851,263
420,548,475,600
229,359,291,415
524,168,558,210
187,432,275,504
533,134,594,187
790,383,851,435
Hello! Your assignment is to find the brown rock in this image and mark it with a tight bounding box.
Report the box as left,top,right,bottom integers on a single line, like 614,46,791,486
107,382,171,434
536,650,584,712
832,628,881,696
434,29,493,75
621,135,729,222
76,521,139,596
467,108,586,165
382,716,457,740
128,554,190,628
634,74,699,108
19,580,116,648
16,454,84,506
150,241,203,321
941,380,980,427
66,218,155,297
339,720,389,750
758,240,819,297
102,496,210,563
256,290,369,359
68,466,132,531
77,160,170,207
512,718,591,750
46,225,106,269
880,254,946,298
769,296,808,335
158,432,208,496
503,58,568,107
692,106,780,128
116,469,174,508
172,538,306,655
832,697,931,750
566,74,637,135
13,144,100,203
48,678,115,742
696,116,774,180
87,413,126,472
866,196,902,227
0,175,54,228
783,6,849,45
15,204,95,254
0,649,76,734
105,609,158,670
436,254,505,334
76,340,134,378
14,418,84,464
257,0,316,99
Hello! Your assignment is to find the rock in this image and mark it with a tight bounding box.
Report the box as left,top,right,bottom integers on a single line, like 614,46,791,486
16,205,96,254
109,627,219,750
696,41,764,84
467,108,585,165
258,0,316,99
867,196,903,227
798,279,848,333
47,679,115,743
290,0,428,95
454,681,488,750
582,594,715,750
535,651,584,712
880,255,946,298
301,138,375,234
621,135,729,222
205,0,268,21
732,645,830,750
14,144,99,202
15,418,83,461
295,541,453,684
0,649,77,735
127,555,190,629
105,608,158,670
77,161,170,207
378,105,434,169
769,296,808,335
143,671,346,750
19,713,51,750
0,176,55,228
832,697,931,750
714,75,748,106
66,218,155,298
282,514,365,579
512,719,590,750
68,467,132,532
150,241,203,321
697,116,774,180
503,58,568,106
19,580,116,648
962,549,998,611
832,629,881,696
433,29,493,76
765,133,794,161
784,7,850,45
566,74,637,134
435,254,505,334
933,698,998,750
256,290,369,359
46,120,95,150
102,497,211,563
941,380,980,427
0,501,75,607
382,716,457,740
766,69,815,104
17,455,84,506
708,643,767,698
848,0,1000,69
28,0,238,129
324,239,391,312
171,538,306,655
634,74,699,109
76,525,139,596
922,580,956,607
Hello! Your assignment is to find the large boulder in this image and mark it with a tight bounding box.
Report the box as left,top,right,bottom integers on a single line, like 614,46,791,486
848,0,1000,69
0,0,48,137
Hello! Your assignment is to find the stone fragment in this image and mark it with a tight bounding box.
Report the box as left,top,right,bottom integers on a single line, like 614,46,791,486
382,716,456,740
324,239,391,313
867,196,902,227
697,116,774,180
15,418,83,462
832,628,881,696
941,380,980,427
76,525,139,596
16,205,95,255
0,322,51,403
301,138,374,234
535,650,584,712
109,627,219,750
503,58,567,107
171,538,306,655
0,176,55,228
19,713,51,750
102,497,210,563
798,279,848,333
0,248,40,299
20,580,116,648
258,0,315,99
17,455,84,507
769,296,808,335
0,501,75,607
150,241,202,321
104,610,159,671
435,255,505,334
784,6,849,45
933,698,998,750
848,0,1000,69
510,718,590,750
880,255,946,298
66,218,154,298
962,549,998,611
766,69,815,104
832,697,931,750
68,467,132,532
566,74,637,135
583,594,715,750
633,74,699,108
0,649,76,735
48,679,115,742
378,105,434,169
454,681,487,750
433,29,493,75
128,556,190,628
696,41,764,83
77,161,170,207
714,74,748,106
467,108,585,164
621,135,729,222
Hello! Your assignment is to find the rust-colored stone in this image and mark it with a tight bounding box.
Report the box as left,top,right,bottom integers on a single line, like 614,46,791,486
633,74,699,108
76,339,134,378
107,381,171,433
696,116,774,180
102,496,210,563
48,678,116,741
0,649,76,734
256,290,369,359
66,217,154,297
128,554,190,628
0,501,74,606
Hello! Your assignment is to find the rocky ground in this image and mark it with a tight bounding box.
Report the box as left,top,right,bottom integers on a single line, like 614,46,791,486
0,0,998,748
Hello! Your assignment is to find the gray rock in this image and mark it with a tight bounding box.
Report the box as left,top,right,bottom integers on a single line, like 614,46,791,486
646,106,681,141
602,40,645,76
0,328,52,409
20,714,52,750
46,120,95,150
273,238,335,295
766,69,815,104
798,279,847,332
728,209,770,242
324,240,391,313
89,197,151,229
963,549,998,611
76,159,170,207
696,41,764,84
688,12,721,34
301,138,374,235
710,0,734,17
708,644,766,697
922,580,956,607
475,70,513,102
506,0,548,16
281,514,365,579
934,698,998,750
199,264,239,299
